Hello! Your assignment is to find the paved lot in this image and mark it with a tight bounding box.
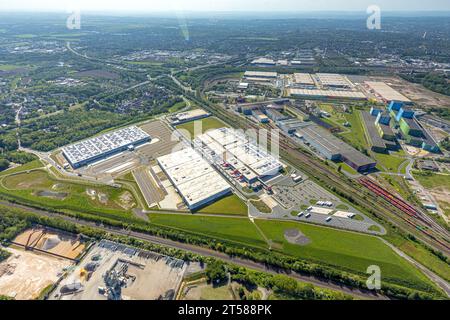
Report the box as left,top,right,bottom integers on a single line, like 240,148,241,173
133,167,166,208
249,175,386,235
273,179,341,210
138,120,181,161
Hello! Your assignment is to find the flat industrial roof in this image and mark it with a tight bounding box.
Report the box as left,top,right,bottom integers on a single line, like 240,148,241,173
172,109,210,123
244,71,278,78
251,58,276,65
316,73,352,87
297,125,376,167
298,125,342,156
62,126,150,166
157,148,230,209
365,81,411,103
293,73,315,85
361,111,390,149
199,127,283,178
288,88,366,99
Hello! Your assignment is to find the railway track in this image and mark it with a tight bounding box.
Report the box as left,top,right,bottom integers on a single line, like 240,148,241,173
360,178,450,251
272,128,450,254
164,75,450,255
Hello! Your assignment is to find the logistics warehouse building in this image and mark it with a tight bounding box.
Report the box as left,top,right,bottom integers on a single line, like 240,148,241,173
62,126,151,169
195,127,283,183
157,148,231,210
364,81,412,104
287,88,367,101
296,125,377,172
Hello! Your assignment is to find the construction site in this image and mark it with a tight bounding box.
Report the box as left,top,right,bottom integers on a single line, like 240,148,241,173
11,227,86,260
50,240,187,300
0,227,85,300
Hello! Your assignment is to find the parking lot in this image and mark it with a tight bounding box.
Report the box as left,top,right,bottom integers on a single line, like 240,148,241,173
273,179,341,210
138,120,181,161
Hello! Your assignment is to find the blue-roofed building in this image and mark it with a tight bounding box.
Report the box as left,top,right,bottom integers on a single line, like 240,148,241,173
388,101,404,112
395,107,415,122
370,107,383,116
422,142,440,153
375,112,391,126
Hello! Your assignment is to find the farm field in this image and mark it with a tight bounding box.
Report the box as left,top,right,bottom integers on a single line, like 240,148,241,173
148,214,267,248
197,194,248,216
176,117,228,139
254,219,435,292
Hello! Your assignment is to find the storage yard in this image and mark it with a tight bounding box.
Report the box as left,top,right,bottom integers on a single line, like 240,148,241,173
12,227,85,260
62,126,151,169
50,240,187,300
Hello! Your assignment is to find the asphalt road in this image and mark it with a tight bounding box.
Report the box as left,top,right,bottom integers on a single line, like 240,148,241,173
0,200,387,300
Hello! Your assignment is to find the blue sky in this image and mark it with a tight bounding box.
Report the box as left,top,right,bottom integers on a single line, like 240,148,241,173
1,0,450,12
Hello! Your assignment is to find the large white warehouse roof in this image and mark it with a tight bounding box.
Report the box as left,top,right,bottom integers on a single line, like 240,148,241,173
157,148,231,210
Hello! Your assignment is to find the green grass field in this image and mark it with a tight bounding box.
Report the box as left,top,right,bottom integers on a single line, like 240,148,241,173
169,101,187,113
176,117,228,139
413,172,450,218
339,111,369,151
148,214,267,248
397,240,450,282
145,211,435,292
414,172,450,189
374,152,408,173
0,64,22,71
0,160,44,177
255,219,434,292
250,199,272,214
339,163,358,175
197,194,248,216
0,169,137,220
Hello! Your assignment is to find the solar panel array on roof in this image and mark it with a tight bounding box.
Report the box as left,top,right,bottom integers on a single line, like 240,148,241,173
62,126,150,168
